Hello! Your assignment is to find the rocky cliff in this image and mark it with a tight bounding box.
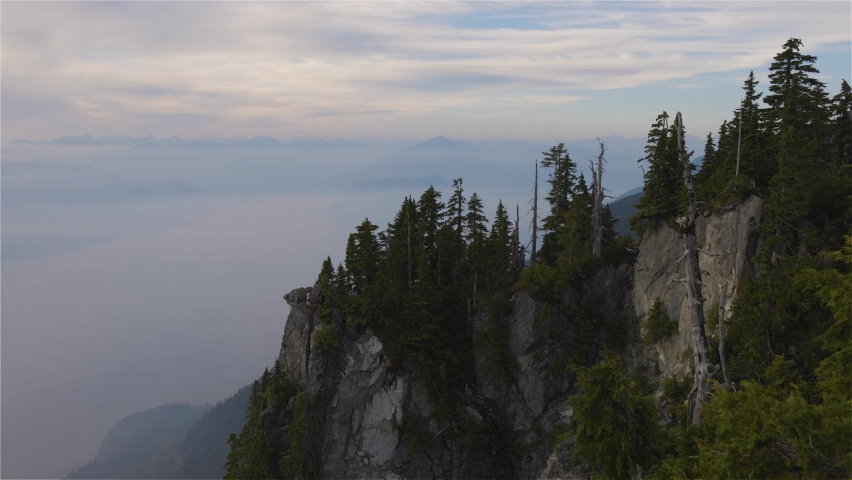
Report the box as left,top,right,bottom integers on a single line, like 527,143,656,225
264,196,763,479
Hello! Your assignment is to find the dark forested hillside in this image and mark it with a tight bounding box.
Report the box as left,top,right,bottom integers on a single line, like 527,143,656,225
65,404,210,479
66,385,250,479
607,191,642,237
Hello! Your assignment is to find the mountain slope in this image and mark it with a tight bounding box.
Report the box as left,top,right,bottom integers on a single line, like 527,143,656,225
65,385,251,479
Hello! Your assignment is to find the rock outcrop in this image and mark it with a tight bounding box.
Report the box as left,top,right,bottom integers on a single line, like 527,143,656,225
265,196,763,479
630,195,762,380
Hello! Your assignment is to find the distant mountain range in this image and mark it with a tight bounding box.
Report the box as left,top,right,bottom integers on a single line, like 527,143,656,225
9,134,411,150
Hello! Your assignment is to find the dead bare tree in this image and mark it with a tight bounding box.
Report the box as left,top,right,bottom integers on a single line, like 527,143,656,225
718,282,732,390
512,204,521,270
528,160,540,266
590,139,607,258
674,112,713,426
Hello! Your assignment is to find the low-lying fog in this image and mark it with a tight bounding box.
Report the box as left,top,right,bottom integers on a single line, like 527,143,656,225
1,136,673,478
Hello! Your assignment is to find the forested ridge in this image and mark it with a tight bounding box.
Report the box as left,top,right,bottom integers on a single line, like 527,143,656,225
225,39,850,479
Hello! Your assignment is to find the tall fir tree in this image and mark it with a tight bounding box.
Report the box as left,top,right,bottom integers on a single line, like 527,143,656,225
762,38,836,256
485,200,512,290
830,79,852,169
539,143,577,263
630,112,686,236
560,173,593,265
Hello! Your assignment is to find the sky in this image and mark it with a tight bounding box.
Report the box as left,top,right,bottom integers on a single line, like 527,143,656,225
2,2,851,479
3,2,850,143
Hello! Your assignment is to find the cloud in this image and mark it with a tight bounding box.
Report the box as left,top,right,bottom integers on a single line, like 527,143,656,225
2,2,849,140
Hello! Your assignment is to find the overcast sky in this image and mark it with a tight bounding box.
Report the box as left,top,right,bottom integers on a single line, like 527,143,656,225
3,2,850,143
2,2,851,479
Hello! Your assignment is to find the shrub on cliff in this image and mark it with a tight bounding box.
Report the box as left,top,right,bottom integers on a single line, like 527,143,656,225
642,299,677,345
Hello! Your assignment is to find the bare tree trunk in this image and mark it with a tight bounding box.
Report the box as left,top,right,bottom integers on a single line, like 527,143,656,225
407,199,412,295
591,139,606,258
736,100,743,177
675,112,713,426
512,204,520,271
718,282,732,390
529,161,539,266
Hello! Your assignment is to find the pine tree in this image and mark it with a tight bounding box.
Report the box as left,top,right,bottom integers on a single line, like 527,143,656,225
485,200,512,290
317,256,333,288
441,178,467,286
560,173,593,265
830,79,852,169
695,132,719,200
345,219,381,290
465,193,489,270
630,112,686,236
539,143,577,263
762,38,835,256
739,71,772,187
416,186,445,280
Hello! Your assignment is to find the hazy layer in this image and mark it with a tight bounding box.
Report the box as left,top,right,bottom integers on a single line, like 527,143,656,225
2,137,652,478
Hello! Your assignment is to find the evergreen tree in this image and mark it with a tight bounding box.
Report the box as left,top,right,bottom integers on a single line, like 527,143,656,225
440,178,468,286
416,186,445,280
739,71,772,187
465,192,489,288
762,38,837,256
485,200,512,290
695,132,718,200
830,79,852,169
630,112,686,236
345,218,381,290
570,351,664,479
560,173,593,265
317,256,333,288
539,143,577,263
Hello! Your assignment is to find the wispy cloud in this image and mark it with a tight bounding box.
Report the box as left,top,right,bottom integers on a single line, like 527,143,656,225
2,2,849,140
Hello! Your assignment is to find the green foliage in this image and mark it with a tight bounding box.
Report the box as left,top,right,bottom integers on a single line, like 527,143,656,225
726,258,833,384
518,262,565,302
311,323,340,357
569,351,665,479
546,420,573,454
642,299,677,345
794,236,852,399
279,392,313,480
398,412,433,452
474,298,517,383
539,143,578,263
224,380,275,480
631,111,689,237
696,379,850,479
661,376,691,405
264,361,295,407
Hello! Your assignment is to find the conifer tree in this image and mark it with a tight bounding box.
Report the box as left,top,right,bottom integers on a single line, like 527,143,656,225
465,193,488,267
345,219,381,290
695,132,719,200
763,38,834,256
630,112,686,236
485,200,512,290
830,79,852,168
317,256,333,288
416,186,445,279
739,71,772,186
441,178,467,286
539,143,577,263
560,173,593,264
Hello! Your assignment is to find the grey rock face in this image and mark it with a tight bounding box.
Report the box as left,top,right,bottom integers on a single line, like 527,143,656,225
321,332,407,479
473,263,635,478
539,436,591,480
277,290,324,399
630,196,762,379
